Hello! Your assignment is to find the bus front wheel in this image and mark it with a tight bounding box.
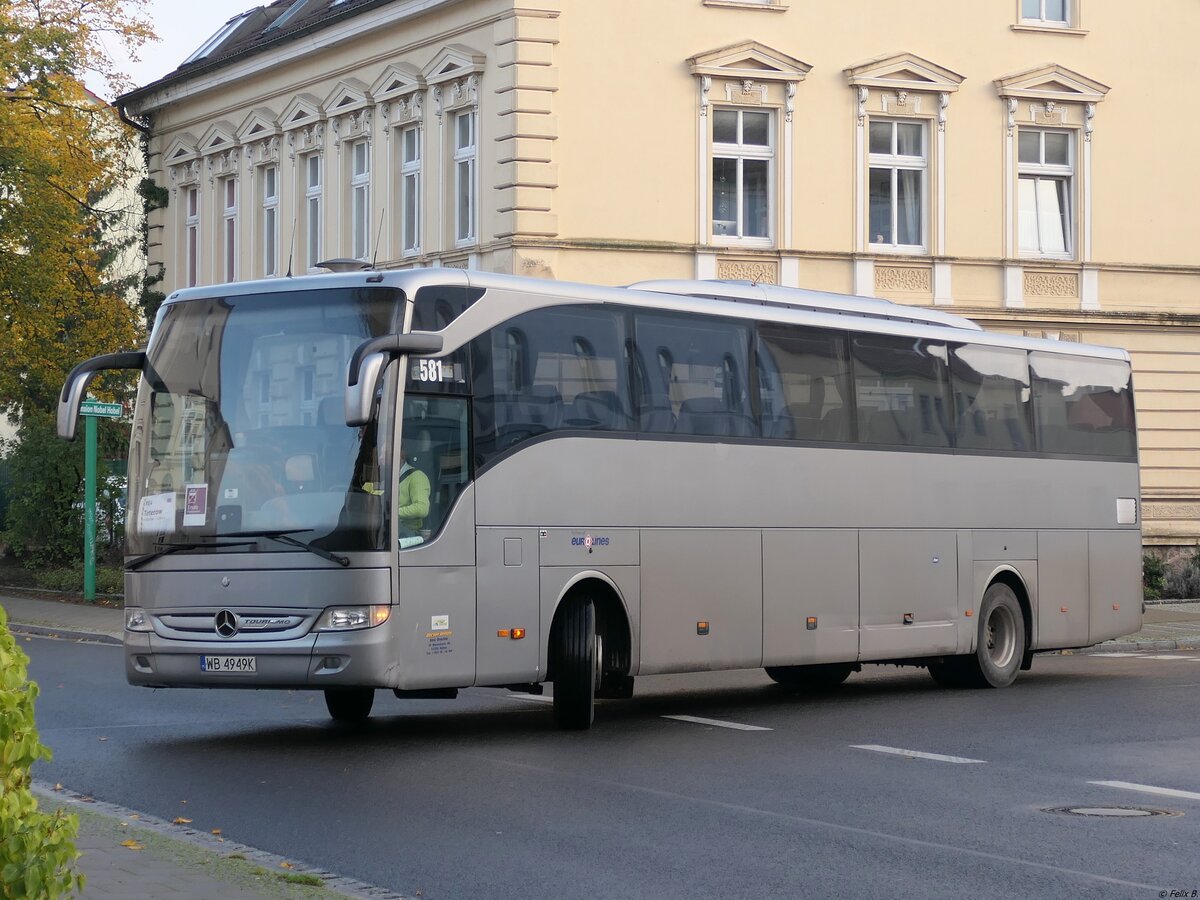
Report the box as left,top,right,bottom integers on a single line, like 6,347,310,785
324,687,375,723
765,663,854,689
552,597,599,730
929,583,1024,689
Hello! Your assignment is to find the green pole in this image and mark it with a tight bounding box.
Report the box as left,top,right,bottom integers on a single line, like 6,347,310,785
84,413,97,601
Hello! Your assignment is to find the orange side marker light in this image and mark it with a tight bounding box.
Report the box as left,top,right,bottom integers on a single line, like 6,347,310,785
497,629,510,638
511,627,526,640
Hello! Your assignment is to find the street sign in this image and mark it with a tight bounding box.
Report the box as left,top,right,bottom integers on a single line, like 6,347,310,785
80,400,122,418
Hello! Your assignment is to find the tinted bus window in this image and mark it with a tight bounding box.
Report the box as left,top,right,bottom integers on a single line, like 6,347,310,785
410,285,483,331
756,323,853,441
851,334,951,448
471,305,629,465
1030,352,1136,457
635,312,754,437
950,344,1033,452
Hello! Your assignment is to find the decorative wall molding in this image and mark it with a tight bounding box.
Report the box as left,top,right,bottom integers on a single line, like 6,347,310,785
1143,501,1200,521
1024,271,1079,297
875,265,932,293
716,258,779,284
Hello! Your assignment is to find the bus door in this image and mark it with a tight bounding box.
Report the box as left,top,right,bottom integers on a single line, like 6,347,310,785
475,526,541,686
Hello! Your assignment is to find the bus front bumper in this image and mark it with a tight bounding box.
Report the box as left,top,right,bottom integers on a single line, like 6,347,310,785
125,624,400,689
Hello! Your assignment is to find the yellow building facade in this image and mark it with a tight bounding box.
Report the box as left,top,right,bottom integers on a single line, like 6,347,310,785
121,0,1200,547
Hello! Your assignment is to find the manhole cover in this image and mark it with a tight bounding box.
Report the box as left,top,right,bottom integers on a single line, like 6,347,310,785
1044,806,1181,818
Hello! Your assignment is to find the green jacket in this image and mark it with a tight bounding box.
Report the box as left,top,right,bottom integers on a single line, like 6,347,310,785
396,464,431,533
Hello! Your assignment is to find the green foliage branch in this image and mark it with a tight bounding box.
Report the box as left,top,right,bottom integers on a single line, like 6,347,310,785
0,606,84,898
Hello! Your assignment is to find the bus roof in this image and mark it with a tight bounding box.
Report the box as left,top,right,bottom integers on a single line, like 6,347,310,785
162,268,1130,363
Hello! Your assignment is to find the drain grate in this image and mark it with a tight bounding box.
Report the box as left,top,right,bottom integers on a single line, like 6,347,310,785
1044,805,1182,818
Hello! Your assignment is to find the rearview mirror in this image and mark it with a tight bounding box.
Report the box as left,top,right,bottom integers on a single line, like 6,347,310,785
57,351,146,441
344,332,444,427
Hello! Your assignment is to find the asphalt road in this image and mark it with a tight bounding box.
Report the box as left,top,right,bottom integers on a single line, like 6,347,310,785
25,637,1200,899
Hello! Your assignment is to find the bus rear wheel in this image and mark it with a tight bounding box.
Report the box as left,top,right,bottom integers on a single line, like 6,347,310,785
324,687,374,723
552,597,599,730
765,663,854,689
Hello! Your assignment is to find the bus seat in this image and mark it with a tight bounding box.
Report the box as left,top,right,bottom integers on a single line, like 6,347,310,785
507,385,563,431
781,402,824,440
638,398,676,433
820,406,851,442
283,453,317,493
567,390,630,429
866,409,906,444
676,397,755,437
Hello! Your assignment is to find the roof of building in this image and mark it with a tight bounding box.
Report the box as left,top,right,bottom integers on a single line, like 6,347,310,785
119,0,406,108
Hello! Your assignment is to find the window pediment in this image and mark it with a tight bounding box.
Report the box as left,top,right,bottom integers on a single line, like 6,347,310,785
198,122,237,154
370,63,425,102
323,78,372,115
237,108,280,144
688,40,812,83
280,93,324,130
994,64,1109,104
844,53,964,93
423,43,485,86
164,134,199,165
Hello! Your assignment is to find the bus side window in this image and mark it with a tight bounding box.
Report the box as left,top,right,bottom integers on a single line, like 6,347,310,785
756,322,853,443
1030,352,1135,457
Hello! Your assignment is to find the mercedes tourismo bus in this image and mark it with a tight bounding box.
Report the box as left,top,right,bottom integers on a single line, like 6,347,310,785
58,269,1142,729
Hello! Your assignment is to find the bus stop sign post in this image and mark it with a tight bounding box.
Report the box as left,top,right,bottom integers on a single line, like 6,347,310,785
79,400,122,601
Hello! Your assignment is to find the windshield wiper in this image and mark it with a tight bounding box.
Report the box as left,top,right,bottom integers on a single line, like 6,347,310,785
221,529,351,567
126,539,257,572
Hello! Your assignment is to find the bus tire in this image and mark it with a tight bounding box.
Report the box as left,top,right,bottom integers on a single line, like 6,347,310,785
764,663,854,689
552,597,598,730
963,582,1025,688
324,687,374,723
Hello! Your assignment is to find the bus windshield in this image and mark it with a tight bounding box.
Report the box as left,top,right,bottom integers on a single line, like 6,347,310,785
126,287,401,556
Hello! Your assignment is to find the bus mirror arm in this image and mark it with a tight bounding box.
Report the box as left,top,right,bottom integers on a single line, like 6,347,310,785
57,351,146,441
344,333,444,427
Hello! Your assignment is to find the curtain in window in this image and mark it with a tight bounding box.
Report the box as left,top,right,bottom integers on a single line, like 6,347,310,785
897,169,921,246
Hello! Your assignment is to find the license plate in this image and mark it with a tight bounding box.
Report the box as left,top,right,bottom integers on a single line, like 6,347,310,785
200,655,256,674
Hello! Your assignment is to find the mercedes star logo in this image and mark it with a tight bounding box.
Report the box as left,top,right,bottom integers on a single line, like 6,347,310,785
215,610,239,638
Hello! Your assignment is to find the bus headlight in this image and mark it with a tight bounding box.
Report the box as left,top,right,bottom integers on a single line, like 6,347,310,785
125,607,153,632
313,605,391,631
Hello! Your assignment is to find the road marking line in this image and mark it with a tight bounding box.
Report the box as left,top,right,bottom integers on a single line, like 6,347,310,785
1088,780,1200,802
1089,653,1147,657
506,694,553,703
663,715,772,732
851,744,986,764
1142,655,1196,660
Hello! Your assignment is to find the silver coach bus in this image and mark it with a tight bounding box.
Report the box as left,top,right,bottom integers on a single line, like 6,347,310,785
58,269,1142,729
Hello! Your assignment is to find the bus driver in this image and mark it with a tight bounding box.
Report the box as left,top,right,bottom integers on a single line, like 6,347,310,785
395,436,431,536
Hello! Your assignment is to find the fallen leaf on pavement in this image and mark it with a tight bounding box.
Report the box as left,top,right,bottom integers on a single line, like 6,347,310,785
172,817,192,825
211,828,222,835
120,840,143,851
98,737,108,742
53,784,62,791
280,862,294,869
129,814,140,819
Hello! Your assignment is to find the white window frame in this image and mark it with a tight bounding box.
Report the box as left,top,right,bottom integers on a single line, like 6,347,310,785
400,124,422,255
1016,127,1074,260
261,165,279,276
710,107,774,246
1019,0,1073,27
453,111,476,246
184,186,199,288
867,118,927,254
220,176,237,282
304,153,322,271
350,139,371,260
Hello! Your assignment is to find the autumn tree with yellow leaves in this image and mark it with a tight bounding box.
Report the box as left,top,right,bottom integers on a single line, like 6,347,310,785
1,0,155,565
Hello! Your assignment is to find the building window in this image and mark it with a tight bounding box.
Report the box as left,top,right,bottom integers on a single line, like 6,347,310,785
185,186,199,287
304,154,322,270
400,124,421,254
711,108,772,241
220,177,237,282
350,139,370,260
262,165,279,276
1021,0,1070,26
868,119,926,251
453,111,476,245
1017,128,1073,257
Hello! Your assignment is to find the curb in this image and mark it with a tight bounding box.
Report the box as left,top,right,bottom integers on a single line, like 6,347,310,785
33,783,405,899
8,623,122,646
1080,640,1199,654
